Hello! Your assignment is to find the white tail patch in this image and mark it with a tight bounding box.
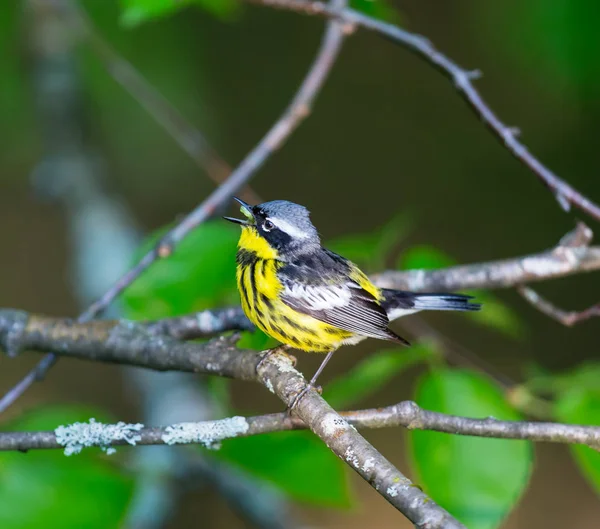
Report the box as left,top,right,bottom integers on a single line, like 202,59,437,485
386,307,420,322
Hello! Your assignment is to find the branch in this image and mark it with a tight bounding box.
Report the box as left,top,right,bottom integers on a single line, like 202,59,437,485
0,312,463,528
372,226,600,292
4,401,600,453
244,0,600,221
0,1,344,414
517,286,600,327
1,226,598,355
144,307,253,339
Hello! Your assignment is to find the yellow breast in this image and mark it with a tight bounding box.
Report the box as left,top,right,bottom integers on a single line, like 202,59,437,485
235,244,352,352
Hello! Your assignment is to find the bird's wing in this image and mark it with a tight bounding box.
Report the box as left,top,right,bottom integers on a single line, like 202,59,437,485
278,252,408,344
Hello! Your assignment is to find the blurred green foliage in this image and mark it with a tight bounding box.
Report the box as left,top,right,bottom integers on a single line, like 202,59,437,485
218,431,352,507
119,0,401,27
555,388,600,495
0,406,133,529
409,369,533,529
120,0,239,25
328,211,412,272
497,0,600,94
122,221,239,320
324,344,434,409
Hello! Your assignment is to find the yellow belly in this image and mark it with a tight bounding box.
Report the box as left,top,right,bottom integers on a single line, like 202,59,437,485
236,260,352,353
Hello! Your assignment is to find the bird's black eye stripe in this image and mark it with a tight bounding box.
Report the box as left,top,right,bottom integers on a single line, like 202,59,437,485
262,220,274,232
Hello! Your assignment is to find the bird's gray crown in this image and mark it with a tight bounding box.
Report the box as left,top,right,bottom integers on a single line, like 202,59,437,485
255,200,319,242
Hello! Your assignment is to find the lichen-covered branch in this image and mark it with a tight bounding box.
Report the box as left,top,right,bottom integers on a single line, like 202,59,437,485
252,349,465,528
3,400,600,454
0,313,463,528
244,0,600,221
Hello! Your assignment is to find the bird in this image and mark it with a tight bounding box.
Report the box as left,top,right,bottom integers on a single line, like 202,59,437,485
224,198,481,400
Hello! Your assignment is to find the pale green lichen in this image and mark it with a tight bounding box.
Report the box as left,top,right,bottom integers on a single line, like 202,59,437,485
55,418,143,456
362,457,375,472
265,379,275,394
322,413,349,437
344,447,360,468
161,416,249,449
386,485,399,497
269,353,298,374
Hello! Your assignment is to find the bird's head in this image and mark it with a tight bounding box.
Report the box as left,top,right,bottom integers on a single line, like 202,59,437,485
224,198,320,260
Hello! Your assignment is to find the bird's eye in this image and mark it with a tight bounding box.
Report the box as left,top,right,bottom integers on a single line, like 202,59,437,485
262,220,274,232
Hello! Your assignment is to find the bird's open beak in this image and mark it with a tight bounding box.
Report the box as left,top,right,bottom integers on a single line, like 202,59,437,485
223,197,255,226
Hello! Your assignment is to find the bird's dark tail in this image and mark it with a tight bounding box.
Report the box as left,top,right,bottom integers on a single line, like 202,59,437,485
381,289,482,314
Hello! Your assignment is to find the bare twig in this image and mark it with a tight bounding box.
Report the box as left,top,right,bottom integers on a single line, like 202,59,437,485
3,400,600,453
517,286,600,327
244,0,600,221
0,3,344,414
559,221,594,248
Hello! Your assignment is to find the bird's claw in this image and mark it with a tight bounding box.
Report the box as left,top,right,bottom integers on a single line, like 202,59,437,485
288,383,314,412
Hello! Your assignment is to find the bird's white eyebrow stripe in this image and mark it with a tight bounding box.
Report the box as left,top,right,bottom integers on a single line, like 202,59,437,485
268,217,310,239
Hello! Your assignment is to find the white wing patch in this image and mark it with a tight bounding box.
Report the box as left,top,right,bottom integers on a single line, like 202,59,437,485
283,283,351,310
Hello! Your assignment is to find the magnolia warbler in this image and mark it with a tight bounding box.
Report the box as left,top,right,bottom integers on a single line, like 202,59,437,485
224,198,481,392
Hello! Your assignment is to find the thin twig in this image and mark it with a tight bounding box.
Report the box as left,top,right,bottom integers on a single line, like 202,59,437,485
0,4,344,414
244,0,600,221
3,400,600,452
517,286,600,327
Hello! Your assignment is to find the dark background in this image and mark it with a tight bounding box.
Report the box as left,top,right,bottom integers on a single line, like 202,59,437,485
1,1,599,527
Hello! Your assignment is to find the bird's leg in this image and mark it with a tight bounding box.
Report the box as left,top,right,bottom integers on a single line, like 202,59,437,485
309,350,336,388
289,350,337,410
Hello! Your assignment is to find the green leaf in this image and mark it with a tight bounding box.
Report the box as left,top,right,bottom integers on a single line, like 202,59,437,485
328,212,412,271
217,431,351,507
120,0,238,26
409,369,533,529
555,388,600,495
324,344,433,409
122,220,240,320
350,0,402,23
0,406,133,529
398,244,456,271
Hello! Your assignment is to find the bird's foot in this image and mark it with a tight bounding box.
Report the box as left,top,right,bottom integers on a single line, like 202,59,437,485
287,383,323,413
256,345,294,376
